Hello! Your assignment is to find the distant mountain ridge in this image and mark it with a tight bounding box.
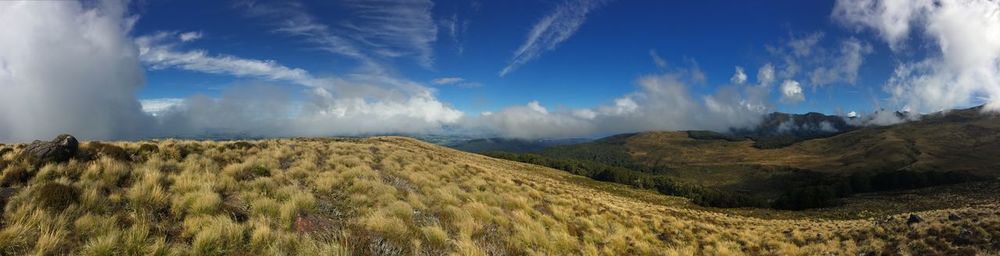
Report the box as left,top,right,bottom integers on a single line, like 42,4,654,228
486,105,1000,209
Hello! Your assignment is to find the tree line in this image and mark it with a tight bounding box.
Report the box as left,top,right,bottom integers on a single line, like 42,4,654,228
486,151,981,210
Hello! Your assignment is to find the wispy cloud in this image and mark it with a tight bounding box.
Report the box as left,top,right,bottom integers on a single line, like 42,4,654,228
499,0,612,76
178,31,202,42
136,32,321,88
237,0,438,70
133,30,465,137
340,0,438,68
431,76,482,88
432,77,465,85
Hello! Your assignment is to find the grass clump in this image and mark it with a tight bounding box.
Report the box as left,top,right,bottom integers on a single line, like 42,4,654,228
0,137,995,255
34,182,78,211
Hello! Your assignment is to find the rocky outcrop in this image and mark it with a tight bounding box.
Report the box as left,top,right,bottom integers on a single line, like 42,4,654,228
21,134,78,164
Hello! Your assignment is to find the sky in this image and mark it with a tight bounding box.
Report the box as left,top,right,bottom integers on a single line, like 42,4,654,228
0,0,998,141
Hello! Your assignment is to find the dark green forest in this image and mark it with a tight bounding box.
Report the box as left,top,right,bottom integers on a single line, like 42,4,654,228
486,151,980,210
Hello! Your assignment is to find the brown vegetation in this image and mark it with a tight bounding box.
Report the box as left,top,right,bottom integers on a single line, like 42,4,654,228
0,137,995,255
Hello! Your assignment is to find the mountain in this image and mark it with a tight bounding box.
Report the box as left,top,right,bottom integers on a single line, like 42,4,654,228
487,106,1000,209
0,136,996,255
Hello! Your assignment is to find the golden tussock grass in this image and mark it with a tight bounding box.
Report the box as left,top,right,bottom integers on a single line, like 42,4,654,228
0,137,996,255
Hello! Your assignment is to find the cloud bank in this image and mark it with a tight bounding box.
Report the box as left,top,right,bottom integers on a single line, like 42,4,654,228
0,0,154,141
0,0,462,142
470,62,774,139
834,0,1000,112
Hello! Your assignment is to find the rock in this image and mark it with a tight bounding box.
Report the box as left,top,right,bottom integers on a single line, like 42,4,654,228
954,228,974,245
21,134,78,164
948,213,961,221
907,214,924,225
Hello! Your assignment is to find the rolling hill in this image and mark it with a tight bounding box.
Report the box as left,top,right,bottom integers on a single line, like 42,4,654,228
487,106,1000,209
0,136,996,254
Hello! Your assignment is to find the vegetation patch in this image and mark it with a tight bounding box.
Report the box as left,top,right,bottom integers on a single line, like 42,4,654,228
0,136,995,255
34,182,78,211
80,141,132,162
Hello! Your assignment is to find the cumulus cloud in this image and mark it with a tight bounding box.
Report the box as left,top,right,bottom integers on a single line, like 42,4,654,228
731,66,748,84
499,0,612,76
0,0,154,142
0,0,466,141
471,61,772,139
757,63,776,86
834,0,1000,112
780,80,805,103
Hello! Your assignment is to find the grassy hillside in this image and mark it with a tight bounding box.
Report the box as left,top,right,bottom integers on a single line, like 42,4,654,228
0,137,997,255
487,107,1000,209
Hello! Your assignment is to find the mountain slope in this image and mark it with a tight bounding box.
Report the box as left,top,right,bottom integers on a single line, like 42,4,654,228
489,106,1000,208
0,137,997,255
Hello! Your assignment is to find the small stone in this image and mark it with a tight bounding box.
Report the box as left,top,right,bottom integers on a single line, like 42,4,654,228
948,213,961,221
907,214,923,225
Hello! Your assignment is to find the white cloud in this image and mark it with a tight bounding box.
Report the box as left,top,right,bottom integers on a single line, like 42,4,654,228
788,32,824,57
140,98,184,116
239,0,438,69
757,63,775,86
432,77,465,85
137,33,319,86
472,60,771,139
499,0,611,76
440,13,471,54
731,66,748,84
0,0,465,141
780,80,805,103
0,0,154,141
834,0,1000,112
178,31,202,42
847,111,859,118
808,38,873,86
526,101,548,114
650,49,668,69
833,0,927,51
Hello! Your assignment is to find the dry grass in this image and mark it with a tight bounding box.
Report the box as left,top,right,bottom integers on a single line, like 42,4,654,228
0,137,996,255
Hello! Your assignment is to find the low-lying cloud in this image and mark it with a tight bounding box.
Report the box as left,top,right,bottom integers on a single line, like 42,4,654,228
0,0,154,141
834,0,1000,112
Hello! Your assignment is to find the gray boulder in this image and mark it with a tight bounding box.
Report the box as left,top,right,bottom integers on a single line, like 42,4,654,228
22,134,79,164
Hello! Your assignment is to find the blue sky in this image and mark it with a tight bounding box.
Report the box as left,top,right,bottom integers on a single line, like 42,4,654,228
2,0,997,141
132,0,888,115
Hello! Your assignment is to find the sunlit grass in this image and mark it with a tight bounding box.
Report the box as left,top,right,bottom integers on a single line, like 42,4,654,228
0,137,995,255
